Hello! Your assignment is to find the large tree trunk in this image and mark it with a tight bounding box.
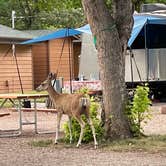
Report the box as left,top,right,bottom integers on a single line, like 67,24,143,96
82,0,133,139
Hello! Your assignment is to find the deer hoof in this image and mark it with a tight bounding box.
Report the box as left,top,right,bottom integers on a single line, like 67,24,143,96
76,143,81,148
54,141,58,145
94,144,98,149
70,139,73,144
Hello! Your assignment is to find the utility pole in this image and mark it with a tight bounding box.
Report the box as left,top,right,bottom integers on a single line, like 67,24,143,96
11,10,16,56
11,10,24,94
12,10,15,29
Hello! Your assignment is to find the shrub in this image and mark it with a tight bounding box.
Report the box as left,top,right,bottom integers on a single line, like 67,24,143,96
126,85,152,137
63,96,104,143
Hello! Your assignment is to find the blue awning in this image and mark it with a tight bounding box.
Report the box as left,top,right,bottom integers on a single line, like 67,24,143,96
21,28,81,44
76,24,92,34
76,14,166,47
128,15,166,47
128,15,147,47
76,17,147,47
22,14,166,47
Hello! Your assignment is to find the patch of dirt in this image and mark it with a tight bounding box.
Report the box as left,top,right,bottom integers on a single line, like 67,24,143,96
0,103,166,166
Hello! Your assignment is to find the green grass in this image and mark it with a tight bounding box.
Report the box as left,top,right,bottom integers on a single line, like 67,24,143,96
29,139,53,147
103,135,166,153
29,135,166,153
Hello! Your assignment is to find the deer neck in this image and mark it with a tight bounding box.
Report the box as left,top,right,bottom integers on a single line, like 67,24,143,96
47,85,60,99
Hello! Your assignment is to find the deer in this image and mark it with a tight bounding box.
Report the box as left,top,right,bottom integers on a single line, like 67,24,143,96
36,73,98,148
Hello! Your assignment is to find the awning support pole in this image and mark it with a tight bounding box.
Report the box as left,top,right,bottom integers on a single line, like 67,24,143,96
67,28,73,94
144,20,149,82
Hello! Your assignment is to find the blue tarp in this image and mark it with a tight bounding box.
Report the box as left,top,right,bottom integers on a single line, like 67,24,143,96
128,15,147,47
21,28,81,44
128,15,166,47
22,14,166,47
75,15,149,46
76,24,92,34
76,14,166,47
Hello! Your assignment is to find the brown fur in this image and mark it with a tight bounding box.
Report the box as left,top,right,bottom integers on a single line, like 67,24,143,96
36,73,98,148
47,85,90,117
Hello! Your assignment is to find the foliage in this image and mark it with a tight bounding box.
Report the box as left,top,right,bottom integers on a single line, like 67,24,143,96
76,87,89,94
0,0,165,29
0,0,85,30
126,85,152,137
106,0,166,12
145,0,166,4
36,8,85,29
132,0,145,11
63,96,104,143
132,0,166,11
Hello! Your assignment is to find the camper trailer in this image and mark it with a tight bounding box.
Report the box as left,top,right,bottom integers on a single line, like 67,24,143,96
126,13,166,100
125,48,166,100
79,13,166,100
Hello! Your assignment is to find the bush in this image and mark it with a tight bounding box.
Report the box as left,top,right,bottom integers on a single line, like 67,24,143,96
63,97,104,143
126,85,152,137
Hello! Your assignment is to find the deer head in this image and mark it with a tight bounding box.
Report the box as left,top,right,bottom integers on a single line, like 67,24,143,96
36,72,57,91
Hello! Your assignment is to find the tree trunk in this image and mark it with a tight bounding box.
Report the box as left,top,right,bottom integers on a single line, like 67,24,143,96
82,0,133,140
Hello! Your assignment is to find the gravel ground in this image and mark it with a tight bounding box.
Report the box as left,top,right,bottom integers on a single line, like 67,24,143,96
0,103,166,166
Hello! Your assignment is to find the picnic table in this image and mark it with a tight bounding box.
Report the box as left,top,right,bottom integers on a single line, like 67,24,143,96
0,93,49,137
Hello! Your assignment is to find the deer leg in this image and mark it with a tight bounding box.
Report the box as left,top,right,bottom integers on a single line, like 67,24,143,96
87,117,98,148
68,116,72,144
75,116,85,147
55,112,62,144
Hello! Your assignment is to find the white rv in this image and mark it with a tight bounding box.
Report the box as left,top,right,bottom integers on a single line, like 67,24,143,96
79,13,166,100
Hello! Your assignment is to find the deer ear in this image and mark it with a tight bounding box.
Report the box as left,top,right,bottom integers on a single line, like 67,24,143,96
48,72,53,79
48,72,57,80
52,73,57,80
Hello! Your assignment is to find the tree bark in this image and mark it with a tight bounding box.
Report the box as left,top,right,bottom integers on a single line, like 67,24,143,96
82,0,133,139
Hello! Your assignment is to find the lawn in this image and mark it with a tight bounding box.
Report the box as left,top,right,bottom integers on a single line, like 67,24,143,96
29,135,166,153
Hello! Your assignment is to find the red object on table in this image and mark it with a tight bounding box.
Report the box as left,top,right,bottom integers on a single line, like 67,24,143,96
64,80,102,93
